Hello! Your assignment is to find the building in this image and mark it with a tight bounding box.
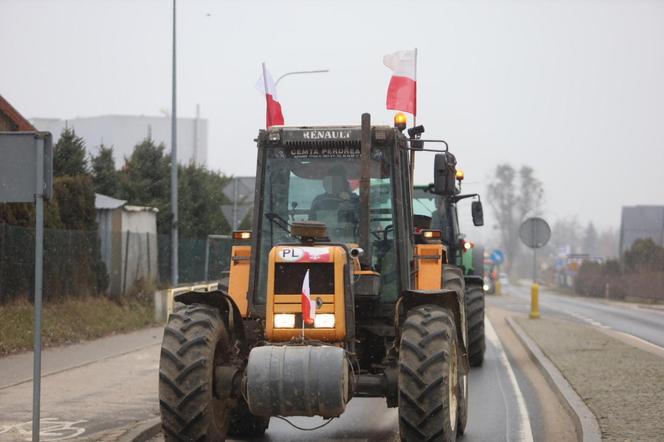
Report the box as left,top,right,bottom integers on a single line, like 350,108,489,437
619,205,664,255
0,94,36,131
96,193,159,296
31,113,208,167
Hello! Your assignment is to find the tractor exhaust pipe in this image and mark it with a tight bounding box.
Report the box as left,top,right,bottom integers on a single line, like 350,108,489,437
359,113,371,268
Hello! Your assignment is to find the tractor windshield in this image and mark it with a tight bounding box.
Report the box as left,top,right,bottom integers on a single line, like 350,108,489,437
254,145,398,303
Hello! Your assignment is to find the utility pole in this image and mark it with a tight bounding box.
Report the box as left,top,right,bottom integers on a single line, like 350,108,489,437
170,0,178,286
193,104,200,165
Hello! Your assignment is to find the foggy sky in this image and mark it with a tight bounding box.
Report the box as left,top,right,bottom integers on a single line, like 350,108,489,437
2,0,663,235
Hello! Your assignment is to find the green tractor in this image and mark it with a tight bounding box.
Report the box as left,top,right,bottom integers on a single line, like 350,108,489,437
413,176,486,367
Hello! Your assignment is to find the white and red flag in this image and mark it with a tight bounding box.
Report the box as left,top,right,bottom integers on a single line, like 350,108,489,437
255,63,285,128
383,49,417,116
301,269,316,325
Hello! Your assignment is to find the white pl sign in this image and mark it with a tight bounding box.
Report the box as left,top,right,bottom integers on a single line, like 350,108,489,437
0,132,53,202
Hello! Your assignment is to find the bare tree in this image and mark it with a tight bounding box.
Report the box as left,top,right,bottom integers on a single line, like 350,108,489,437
487,164,544,271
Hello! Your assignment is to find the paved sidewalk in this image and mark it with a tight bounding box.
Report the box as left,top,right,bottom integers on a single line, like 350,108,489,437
515,316,664,442
0,327,163,441
0,326,164,389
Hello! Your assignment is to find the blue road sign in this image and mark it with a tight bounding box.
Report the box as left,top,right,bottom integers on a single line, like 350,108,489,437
491,250,505,265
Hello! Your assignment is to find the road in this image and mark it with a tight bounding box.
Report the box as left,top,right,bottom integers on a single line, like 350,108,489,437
146,306,574,442
505,283,664,350
0,306,576,442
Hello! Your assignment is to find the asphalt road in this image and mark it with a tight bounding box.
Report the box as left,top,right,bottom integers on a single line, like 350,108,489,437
224,317,537,442
0,305,576,442
505,284,664,349
148,308,574,442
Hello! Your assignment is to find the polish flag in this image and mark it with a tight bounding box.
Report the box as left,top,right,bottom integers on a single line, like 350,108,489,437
383,49,417,116
255,63,285,128
301,269,316,325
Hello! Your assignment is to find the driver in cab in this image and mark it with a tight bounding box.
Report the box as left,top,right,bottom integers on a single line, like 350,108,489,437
309,166,359,225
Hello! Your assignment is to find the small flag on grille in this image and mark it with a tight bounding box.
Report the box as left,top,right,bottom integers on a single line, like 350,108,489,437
301,269,316,325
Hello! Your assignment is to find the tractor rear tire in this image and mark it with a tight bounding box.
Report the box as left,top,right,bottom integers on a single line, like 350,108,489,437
159,303,235,441
466,284,485,367
398,305,460,442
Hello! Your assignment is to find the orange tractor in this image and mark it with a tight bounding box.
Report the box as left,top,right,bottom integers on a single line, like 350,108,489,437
159,114,476,441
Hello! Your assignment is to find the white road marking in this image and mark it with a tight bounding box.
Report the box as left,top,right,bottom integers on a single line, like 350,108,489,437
485,318,534,442
0,418,87,441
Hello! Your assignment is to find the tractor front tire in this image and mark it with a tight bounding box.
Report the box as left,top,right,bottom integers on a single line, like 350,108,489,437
159,303,234,441
398,305,460,442
466,284,486,367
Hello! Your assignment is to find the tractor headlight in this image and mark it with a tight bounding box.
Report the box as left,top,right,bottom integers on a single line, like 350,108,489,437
274,314,296,328
483,284,489,291
314,314,335,328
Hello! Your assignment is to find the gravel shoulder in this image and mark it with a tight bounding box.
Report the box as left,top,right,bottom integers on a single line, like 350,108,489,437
515,316,664,442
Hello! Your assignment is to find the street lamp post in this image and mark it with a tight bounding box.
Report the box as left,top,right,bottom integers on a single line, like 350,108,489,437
275,69,330,86
171,0,178,286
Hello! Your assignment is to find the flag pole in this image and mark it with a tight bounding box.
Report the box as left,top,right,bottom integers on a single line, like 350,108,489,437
409,48,418,188
301,314,305,341
261,62,270,129
301,267,309,341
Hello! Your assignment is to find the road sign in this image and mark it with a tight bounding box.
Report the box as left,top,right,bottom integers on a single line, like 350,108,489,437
519,217,551,249
0,132,53,202
0,131,53,442
491,249,505,264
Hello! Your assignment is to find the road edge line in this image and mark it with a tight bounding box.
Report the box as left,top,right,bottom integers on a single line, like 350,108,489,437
485,317,533,441
506,316,602,442
119,417,161,442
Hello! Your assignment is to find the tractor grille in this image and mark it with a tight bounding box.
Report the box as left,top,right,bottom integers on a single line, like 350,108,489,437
274,263,335,294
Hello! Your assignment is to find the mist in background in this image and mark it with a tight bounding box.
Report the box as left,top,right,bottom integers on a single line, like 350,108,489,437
2,0,663,243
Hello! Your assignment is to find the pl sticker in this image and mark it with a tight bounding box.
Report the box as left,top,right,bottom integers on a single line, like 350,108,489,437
279,247,331,262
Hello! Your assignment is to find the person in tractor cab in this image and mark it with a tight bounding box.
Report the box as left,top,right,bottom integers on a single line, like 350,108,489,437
309,165,359,242
310,165,359,218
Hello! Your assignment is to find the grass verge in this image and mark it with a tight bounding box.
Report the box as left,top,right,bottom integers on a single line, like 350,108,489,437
0,296,156,356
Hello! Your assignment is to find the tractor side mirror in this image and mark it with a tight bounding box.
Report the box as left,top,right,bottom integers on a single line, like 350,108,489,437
471,200,484,226
433,153,457,195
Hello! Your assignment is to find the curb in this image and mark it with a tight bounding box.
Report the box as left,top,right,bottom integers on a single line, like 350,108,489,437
506,316,602,442
118,417,161,442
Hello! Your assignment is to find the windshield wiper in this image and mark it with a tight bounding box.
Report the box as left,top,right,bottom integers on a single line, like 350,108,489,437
265,212,291,235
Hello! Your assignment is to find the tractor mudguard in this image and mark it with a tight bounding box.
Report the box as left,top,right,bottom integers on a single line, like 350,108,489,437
400,289,469,372
174,290,247,353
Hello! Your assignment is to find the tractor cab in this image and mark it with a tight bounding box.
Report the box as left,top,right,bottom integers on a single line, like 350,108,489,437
248,122,413,318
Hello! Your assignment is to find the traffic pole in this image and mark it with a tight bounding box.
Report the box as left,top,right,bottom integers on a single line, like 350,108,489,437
32,136,45,441
530,247,540,319
530,283,540,319
170,0,179,287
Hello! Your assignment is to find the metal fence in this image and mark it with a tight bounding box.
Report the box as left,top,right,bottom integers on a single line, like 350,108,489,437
0,223,234,304
157,234,232,286
0,223,106,303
